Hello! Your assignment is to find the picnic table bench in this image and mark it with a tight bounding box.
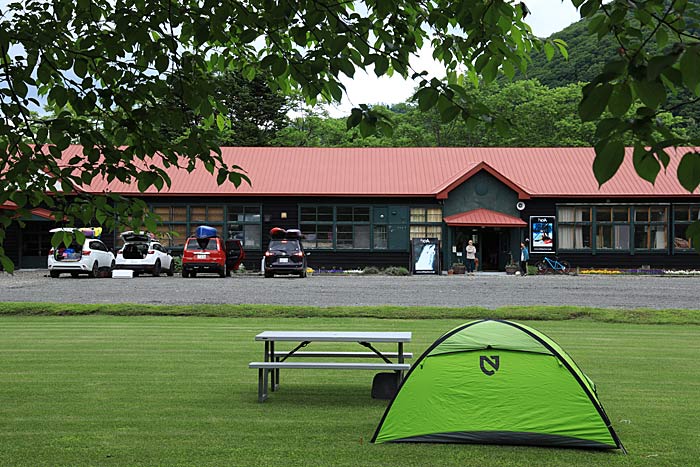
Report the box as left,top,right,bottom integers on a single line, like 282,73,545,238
250,331,412,402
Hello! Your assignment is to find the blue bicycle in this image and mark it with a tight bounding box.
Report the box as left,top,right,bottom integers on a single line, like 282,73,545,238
536,256,571,275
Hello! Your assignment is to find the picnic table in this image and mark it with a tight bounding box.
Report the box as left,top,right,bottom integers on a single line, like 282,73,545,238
249,331,412,402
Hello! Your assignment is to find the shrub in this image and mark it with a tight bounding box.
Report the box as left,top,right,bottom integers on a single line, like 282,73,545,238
384,266,409,276
362,266,380,275
172,256,183,273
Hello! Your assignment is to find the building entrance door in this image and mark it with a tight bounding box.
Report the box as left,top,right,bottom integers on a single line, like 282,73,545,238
479,230,501,271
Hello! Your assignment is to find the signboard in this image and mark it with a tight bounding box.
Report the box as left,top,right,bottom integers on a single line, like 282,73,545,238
411,238,440,275
530,216,555,253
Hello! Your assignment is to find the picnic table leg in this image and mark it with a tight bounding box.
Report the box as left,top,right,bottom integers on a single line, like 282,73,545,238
398,342,405,380
258,368,268,402
271,341,279,391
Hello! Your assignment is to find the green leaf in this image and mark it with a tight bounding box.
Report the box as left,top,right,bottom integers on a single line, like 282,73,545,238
74,58,88,78
359,117,375,137
632,79,666,109
544,42,555,61
414,87,439,112
677,151,700,192
579,83,613,121
347,108,362,130
647,54,678,81
680,46,700,95
0,254,14,273
593,140,625,186
374,56,389,77
608,83,632,117
216,114,225,132
632,145,660,184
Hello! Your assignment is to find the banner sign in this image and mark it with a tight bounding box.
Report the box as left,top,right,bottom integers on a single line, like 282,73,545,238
530,216,555,253
411,238,440,275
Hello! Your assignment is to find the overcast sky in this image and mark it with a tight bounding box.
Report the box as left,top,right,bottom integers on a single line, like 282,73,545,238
327,1,581,117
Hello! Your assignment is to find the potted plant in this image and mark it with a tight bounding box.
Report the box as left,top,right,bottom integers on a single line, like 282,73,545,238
505,253,518,275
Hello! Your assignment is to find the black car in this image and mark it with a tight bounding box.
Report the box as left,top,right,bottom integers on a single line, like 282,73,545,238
264,229,307,278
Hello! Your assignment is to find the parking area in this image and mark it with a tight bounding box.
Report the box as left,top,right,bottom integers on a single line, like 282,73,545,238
1,269,699,309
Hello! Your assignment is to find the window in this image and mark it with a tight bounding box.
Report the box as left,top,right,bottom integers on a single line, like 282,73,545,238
673,205,699,250
227,205,262,249
153,205,188,247
300,205,408,251
409,207,442,241
558,207,591,249
336,207,370,249
300,206,334,249
594,206,630,250
634,206,667,250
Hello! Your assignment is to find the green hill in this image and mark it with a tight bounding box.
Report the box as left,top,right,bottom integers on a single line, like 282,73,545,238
514,15,699,138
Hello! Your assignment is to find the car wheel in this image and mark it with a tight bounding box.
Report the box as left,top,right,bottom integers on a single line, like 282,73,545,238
299,268,307,278
167,261,174,277
219,263,227,278
71,272,79,278
152,260,161,277
88,261,98,278
49,270,59,278
182,270,189,278
264,270,273,278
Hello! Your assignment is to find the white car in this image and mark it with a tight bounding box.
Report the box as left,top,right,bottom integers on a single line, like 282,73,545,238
115,231,174,277
47,228,115,278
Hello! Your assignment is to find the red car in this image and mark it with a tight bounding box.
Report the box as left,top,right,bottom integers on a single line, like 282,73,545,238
182,228,245,278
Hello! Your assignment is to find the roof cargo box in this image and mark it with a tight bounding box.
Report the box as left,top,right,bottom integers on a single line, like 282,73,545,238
195,225,218,238
270,227,286,239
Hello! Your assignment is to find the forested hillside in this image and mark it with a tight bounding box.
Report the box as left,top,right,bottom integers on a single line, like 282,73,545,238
518,14,699,138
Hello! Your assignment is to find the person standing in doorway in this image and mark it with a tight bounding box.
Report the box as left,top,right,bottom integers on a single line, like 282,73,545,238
465,239,477,276
520,241,530,276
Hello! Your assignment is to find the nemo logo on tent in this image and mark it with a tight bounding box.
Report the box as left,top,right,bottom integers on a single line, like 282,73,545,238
480,355,500,376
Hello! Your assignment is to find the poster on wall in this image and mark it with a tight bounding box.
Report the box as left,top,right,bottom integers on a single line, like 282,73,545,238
411,238,440,275
530,216,555,253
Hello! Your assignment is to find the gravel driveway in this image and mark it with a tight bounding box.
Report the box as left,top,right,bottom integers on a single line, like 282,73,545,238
1,270,698,309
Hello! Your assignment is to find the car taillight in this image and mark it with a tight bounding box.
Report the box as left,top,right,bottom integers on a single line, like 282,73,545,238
293,252,304,257
265,251,274,256
117,250,123,255
82,250,91,256
49,248,54,254
148,250,154,254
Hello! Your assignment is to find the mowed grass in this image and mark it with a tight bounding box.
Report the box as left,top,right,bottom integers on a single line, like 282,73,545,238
0,315,698,467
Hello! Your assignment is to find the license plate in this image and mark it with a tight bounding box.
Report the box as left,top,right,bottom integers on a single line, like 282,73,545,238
279,258,289,263
196,254,207,259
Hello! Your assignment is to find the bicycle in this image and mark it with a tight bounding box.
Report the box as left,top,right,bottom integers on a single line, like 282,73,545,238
536,256,571,275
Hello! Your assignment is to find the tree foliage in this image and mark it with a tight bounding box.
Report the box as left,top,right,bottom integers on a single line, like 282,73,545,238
1,0,700,270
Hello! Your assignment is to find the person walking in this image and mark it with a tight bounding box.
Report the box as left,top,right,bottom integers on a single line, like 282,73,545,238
520,241,530,276
465,239,477,276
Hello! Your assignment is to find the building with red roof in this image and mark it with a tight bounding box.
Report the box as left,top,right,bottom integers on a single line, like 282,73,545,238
5,146,700,271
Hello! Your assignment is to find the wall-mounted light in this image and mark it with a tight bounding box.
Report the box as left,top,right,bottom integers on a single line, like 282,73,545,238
280,212,287,219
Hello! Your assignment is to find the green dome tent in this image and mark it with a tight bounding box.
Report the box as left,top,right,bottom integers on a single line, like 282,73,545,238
372,320,625,451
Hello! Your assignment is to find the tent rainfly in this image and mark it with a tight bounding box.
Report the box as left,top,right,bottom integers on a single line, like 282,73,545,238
372,319,625,452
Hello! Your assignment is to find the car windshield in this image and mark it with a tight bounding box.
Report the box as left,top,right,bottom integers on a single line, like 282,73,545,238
268,240,300,253
186,238,218,251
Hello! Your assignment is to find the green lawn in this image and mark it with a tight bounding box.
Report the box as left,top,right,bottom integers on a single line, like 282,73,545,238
0,315,698,466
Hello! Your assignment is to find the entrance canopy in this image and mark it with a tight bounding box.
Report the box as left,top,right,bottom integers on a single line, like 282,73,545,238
444,208,527,228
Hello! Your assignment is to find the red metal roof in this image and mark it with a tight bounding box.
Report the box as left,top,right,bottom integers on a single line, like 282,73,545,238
1,201,55,219
59,146,700,198
444,209,528,227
